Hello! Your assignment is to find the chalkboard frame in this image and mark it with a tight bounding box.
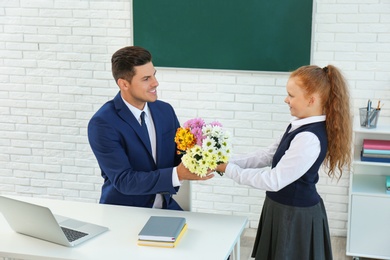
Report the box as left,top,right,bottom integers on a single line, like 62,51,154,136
133,1,313,72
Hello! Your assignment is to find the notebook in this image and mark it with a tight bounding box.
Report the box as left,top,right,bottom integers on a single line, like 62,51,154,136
138,223,188,248
0,196,109,247
138,216,186,242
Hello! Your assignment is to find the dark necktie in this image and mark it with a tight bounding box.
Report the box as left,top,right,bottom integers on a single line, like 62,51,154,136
140,111,152,151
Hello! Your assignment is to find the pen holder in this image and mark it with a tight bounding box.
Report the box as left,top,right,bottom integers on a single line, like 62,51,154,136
359,107,380,128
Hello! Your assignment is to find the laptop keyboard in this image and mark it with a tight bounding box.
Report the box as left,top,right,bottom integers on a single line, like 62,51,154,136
61,226,88,242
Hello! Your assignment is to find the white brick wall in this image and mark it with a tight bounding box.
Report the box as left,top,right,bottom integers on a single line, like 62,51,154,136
1,0,389,237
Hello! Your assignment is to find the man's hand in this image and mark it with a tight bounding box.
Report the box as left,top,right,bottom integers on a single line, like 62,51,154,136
177,163,214,181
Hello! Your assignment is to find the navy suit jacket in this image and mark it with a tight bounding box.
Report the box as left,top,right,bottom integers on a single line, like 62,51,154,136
88,92,182,210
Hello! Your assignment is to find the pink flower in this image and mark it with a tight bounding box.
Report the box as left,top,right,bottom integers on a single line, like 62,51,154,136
182,118,224,146
183,118,205,129
183,118,205,145
210,121,223,127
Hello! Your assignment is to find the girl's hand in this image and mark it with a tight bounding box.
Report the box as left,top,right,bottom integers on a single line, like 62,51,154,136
215,163,227,173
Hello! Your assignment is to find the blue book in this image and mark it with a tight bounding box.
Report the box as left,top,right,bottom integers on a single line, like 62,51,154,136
138,216,186,242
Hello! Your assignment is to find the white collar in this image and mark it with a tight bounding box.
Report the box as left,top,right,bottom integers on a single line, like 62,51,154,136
289,115,326,130
121,97,150,122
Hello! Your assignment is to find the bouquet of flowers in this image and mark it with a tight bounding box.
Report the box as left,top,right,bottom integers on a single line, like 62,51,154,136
174,118,232,177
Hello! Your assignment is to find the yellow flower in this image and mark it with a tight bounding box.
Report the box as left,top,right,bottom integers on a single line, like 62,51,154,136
174,127,196,151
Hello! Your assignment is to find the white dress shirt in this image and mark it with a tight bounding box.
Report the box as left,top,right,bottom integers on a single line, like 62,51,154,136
225,116,326,191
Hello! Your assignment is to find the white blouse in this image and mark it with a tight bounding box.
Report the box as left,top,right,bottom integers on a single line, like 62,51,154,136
225,115,326,191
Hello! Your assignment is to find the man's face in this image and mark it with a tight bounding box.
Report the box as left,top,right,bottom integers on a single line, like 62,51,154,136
120,62,159,110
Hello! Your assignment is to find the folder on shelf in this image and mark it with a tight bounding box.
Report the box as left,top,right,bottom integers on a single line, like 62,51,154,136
363,139,390,150
386,176,390,194
362,149,390,156
360,153,390,163
361,152,390,158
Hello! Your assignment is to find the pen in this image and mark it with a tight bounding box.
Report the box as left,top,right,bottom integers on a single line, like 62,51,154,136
366,99,371,127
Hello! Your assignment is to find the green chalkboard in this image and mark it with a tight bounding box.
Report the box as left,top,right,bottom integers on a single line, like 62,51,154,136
133,1,313,72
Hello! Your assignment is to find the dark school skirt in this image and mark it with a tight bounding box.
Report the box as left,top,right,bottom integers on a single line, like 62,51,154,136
251,196,332,260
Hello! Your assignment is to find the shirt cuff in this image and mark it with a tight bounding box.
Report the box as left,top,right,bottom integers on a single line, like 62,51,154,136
172,167,182,187
224,163,236,178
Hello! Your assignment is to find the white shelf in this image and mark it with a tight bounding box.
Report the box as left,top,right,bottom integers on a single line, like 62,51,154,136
353,147,390,168
347,118,390,260
351,174,389,196
354,116,390,134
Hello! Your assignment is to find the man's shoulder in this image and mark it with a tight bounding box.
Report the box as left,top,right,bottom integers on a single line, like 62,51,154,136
88,99,118,125
95,99,116,114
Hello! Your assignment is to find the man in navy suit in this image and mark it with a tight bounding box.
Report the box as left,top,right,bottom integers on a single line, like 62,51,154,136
88,46,214,210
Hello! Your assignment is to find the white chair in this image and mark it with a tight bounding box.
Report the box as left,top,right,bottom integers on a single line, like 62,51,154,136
172,180,192,211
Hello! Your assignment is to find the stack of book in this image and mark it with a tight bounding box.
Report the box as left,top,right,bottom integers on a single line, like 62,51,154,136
361,139,390,163
137,216,187,248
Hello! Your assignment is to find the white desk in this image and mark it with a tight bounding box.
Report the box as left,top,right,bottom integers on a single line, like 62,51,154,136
0,196,247,260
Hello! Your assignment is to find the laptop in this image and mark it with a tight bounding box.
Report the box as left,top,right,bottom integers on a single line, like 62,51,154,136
0,196,109,247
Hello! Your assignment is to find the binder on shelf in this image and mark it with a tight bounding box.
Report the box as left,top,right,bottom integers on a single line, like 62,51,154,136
137,223,187,248
138,216,186,242
362,149,390,155
361,152,390,163
387,176,390,195
361,139,390,163
361,152,390,159
363,139,390,150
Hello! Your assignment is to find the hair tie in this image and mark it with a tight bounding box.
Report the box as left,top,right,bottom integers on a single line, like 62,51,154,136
322,66,329,73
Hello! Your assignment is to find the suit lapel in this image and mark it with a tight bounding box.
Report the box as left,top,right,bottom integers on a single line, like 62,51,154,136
113,92,154,157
